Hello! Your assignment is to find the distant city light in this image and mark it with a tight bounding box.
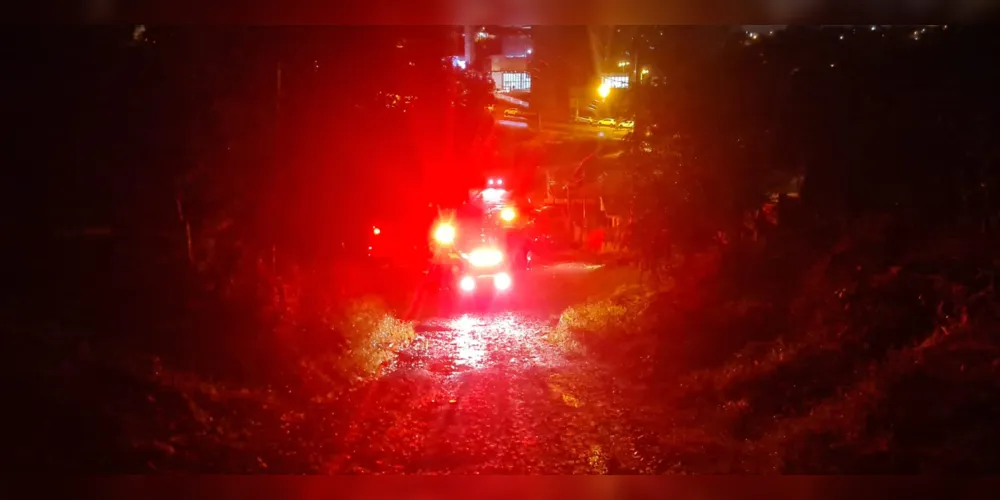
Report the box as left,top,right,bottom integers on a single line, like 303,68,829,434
600,75,630,89
497,119,529,129
494,93,530,108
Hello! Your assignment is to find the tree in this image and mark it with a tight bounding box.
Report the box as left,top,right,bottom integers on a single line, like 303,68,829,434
621,25,1000,284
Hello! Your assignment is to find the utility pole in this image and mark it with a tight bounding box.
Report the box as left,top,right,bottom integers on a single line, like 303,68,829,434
545,169,552,202
633,27,641,84
272,59,282,272
631,27,641,116
275,61,282,113
464,25,476,68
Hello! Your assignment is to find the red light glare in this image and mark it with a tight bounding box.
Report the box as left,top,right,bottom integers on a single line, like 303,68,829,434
434,223,456,245
500,207,516,222
373,227,381,235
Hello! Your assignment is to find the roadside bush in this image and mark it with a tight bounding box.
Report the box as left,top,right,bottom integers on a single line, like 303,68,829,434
661,241,1000,473
555,244,789,381
548,278,655,358
303,295,416,384
47,258,418,472
749,296,1000,473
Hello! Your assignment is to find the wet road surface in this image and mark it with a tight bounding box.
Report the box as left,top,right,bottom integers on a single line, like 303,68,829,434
316,264,670,474
119,262,675,474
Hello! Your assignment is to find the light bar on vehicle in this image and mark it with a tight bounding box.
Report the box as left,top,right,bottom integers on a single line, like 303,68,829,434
482,188,506,203
467,247,504,268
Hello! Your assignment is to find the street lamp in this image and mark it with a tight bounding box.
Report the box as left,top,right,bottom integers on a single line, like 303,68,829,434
597,82,611,100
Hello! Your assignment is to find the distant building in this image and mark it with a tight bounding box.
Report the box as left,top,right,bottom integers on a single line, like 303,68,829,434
490,29,533,93
490,55,531,93
600,73,631,89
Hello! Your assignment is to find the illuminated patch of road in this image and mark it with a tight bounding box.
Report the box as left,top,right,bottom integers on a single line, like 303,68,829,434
544,262,604,273
398,312,556,377
446,315,487,369
324,296,670,473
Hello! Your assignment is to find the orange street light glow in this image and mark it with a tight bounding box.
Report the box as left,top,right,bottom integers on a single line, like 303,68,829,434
500,207,516,222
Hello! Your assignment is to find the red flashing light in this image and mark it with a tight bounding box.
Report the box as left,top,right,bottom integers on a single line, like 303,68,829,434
434,223,456,245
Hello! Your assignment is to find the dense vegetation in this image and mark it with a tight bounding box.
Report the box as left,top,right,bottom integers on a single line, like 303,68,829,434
556,25,1000,472
6,27,497,471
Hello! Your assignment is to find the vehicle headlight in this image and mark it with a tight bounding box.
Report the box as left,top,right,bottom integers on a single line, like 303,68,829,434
459,275,476,292
493,272,512,291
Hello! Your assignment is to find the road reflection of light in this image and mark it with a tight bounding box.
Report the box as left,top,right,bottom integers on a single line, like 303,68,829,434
449,314,485,368
489,313,531,342
443,313,542,370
